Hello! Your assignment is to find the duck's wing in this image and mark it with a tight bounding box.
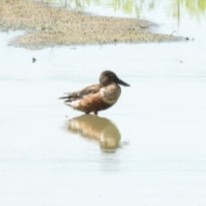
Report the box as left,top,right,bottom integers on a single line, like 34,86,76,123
59,84,102,102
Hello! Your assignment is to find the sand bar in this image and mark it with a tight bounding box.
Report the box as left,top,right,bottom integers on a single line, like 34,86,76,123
0,0,182,48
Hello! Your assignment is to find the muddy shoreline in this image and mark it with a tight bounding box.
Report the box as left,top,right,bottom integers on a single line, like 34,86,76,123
0,0,183,49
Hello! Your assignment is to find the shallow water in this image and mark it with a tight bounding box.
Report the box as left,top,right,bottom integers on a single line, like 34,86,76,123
1,1,206,206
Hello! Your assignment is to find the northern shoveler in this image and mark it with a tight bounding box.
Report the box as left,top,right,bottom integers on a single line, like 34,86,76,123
59,70,130,115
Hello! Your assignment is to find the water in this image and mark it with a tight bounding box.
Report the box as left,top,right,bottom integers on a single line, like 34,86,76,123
1,1,206,206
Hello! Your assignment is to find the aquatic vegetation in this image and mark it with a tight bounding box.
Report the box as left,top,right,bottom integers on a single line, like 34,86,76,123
41,0,206,19
178,0,206,16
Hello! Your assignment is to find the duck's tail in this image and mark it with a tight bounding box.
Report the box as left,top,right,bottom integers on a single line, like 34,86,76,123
59,95,72,103
59,96,68,100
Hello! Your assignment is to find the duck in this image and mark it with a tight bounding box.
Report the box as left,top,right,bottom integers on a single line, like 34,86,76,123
59,70,130,115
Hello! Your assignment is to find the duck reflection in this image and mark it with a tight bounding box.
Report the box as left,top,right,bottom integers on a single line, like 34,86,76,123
67,115,121,152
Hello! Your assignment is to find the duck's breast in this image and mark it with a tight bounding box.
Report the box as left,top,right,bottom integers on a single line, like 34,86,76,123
100,83,121,105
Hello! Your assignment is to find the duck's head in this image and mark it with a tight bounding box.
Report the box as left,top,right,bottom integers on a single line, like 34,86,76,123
99,70,130,87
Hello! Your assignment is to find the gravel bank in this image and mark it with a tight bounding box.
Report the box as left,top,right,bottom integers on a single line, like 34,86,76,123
0,0,182,49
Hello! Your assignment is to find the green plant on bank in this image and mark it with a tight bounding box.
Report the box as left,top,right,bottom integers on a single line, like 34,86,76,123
106,0,159,17
180,0,206,15
41,0,206,18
